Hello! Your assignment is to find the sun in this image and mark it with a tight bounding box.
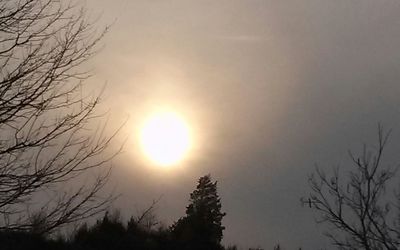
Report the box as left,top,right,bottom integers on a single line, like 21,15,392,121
139,111,191,166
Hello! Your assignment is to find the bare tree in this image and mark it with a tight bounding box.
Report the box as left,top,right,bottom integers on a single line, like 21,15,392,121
0,0,121,234
303,125,400,250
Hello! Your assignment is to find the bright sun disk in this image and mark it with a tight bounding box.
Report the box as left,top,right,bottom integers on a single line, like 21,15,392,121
139,111,191,166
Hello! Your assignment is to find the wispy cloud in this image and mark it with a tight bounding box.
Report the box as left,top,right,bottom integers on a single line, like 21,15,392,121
216,35,269,43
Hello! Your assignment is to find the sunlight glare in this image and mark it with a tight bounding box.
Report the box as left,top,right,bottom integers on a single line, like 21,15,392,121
139,111,191,167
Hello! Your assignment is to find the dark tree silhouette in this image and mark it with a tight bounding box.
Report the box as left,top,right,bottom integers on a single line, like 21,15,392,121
172,174,226,250
0,0,120,234
72,209,174,250
303,125,400,250
74,211,127,250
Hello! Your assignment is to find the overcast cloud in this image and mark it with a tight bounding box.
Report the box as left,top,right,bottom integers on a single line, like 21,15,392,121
84,1,400,248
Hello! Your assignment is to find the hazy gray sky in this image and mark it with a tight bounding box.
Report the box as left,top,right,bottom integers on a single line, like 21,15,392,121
84,1,400,248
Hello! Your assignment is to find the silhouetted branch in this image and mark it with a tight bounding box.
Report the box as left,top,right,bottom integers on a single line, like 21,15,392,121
0,0,120,235
134,195,163,230
303,125,400,250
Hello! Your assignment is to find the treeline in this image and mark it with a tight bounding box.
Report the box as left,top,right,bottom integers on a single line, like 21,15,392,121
0,175,269,250
0,209,207,250
0,213,267,250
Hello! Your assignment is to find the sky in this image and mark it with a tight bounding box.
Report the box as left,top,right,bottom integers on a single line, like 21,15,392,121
83,1,400,249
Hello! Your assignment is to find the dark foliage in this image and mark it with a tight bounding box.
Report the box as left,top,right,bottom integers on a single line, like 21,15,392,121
171,174,226,250
0,230,67,250
70,175,226,250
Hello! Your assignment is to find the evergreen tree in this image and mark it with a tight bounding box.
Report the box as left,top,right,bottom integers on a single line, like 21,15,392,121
172,174,226,250
186,174,226,242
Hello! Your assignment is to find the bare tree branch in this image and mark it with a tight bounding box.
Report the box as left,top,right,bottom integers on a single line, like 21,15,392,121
0,0,121,235
302,125,399,250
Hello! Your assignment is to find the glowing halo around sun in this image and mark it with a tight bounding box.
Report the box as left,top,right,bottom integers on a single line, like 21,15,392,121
139,111,191,167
